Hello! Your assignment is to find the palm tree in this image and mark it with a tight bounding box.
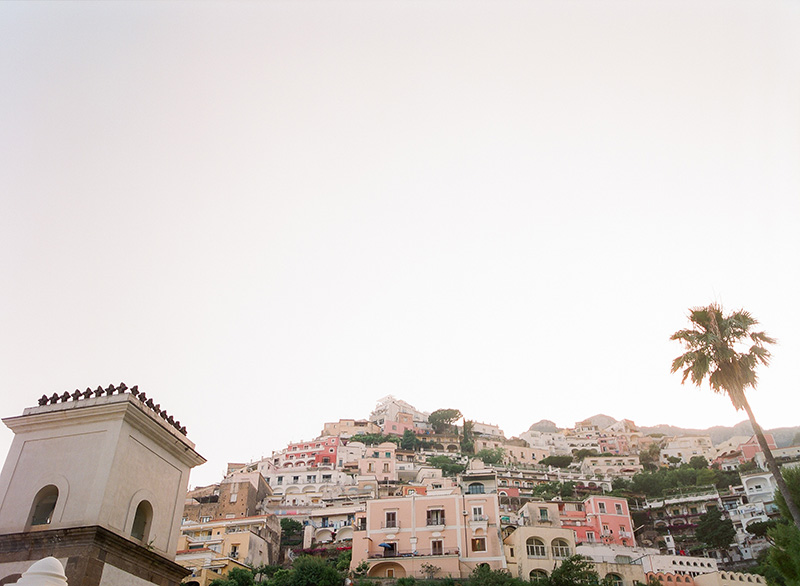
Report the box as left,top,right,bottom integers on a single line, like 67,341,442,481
671,303,800,531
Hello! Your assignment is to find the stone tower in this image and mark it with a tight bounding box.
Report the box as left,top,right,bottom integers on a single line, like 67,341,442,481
0,384,206,585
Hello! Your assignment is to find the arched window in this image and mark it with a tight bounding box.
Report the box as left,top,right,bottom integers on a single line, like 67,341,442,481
131,500,153,542
552,538,570,559
530,570,548,582
606,574,623,586
468,483,485,494
29,485,59,526
526,537,546,557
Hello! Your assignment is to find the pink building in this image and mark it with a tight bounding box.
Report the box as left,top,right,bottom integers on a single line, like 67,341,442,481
558,496,634,546
276,437,341,468
358,442,397,482
740,435,777,461
350,491,505,579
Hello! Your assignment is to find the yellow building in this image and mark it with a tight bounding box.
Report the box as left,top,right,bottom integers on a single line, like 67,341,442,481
177,515,280,585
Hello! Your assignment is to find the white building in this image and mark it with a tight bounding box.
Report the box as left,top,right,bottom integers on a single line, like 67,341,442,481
660,436,716,465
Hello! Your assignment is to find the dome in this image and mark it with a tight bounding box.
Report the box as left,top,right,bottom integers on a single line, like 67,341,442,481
16,557,68,585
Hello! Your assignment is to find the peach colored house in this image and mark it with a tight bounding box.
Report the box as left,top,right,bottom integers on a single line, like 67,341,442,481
350,490,505,579
358,442,397,482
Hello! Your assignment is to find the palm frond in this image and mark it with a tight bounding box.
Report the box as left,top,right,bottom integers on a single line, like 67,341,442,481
671,303,775,410
750,331,777,346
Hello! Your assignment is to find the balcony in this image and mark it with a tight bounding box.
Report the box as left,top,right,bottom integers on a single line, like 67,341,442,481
381,521,401,529
368,548,459,559
426,519,446,528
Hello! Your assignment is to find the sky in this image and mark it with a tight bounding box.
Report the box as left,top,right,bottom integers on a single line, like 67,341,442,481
1,0,799,488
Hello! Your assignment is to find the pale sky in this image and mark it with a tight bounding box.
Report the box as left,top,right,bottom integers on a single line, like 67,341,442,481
1,1,798,488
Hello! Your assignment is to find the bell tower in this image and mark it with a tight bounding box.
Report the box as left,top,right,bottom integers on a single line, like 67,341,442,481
0,384,206,586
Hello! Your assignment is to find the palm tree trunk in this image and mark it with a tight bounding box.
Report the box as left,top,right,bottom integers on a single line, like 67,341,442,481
740,396,800,531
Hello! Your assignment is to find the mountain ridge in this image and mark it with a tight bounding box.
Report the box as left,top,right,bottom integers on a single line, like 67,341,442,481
525,415,800,448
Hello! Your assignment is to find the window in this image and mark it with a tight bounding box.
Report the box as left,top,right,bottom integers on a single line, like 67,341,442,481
431,540,443,555
526,537,546,557
385,511,397,528
276,476,283,484
230,544,239,558
552,538,571,559
307,475,315,483
606,574,623,586
322,474,331,481
598,502,607,513
472,506,484,521
471,537,486,552
29,485,59,527
539,508,549,521
385,452,391,458
131,500,153,542
468,483,485,494
292,476,299,483
586,531,595,542
615,504,623,515
530,570,548,582
383,463,390,473
200,516,211,523
427,509,445,525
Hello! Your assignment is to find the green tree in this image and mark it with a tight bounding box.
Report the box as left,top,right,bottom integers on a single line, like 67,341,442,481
696,468,717,486
283,555,342,586
695,508,736,549
540,455,573,469
688,456,709,470
460,419,475,454
549,555,601,586
351,433,400,446
767,523,800,586
428,408,462,434
671,303,800,530
209,567,256,586
401,429,421,451
475,447,505,465
573,449,599,461
281,517,304,546
639,443,662,471
775,467,800,523
466,564,526,585
746,520,778,538
427,455,466,476
560,481,577,498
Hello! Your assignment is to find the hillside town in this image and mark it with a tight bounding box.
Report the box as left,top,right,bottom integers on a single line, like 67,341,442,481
0,389,798,586
177,395,799,585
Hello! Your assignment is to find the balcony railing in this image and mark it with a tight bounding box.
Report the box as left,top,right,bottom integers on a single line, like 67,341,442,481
381,521,401,529
368,548,459,559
